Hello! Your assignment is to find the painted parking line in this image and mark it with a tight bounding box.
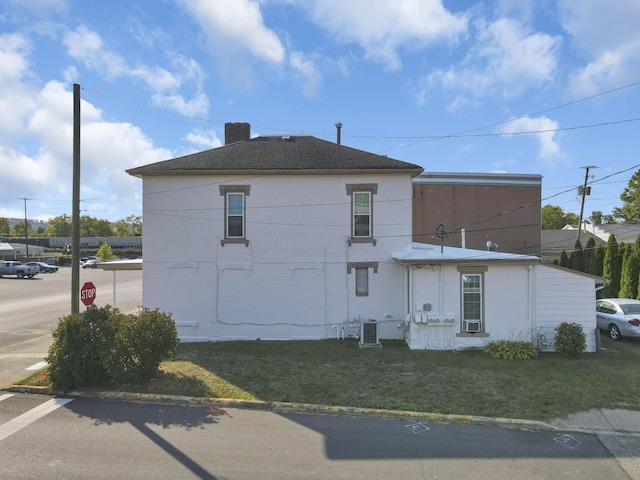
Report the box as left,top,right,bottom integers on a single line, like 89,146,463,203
0,394,14,402
0,398,73,442
25,361,48,371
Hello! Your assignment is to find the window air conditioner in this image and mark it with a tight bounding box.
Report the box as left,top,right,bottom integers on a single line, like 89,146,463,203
463,320,481,332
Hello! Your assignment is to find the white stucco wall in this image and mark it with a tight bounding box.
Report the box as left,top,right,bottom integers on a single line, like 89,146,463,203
141,173,413,341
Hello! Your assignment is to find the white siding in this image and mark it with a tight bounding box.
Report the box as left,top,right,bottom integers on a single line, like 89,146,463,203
406,264,534,350
535,264,598,352
141,173,413,341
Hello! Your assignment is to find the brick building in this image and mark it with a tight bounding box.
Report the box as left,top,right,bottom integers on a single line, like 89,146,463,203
412,172,542,256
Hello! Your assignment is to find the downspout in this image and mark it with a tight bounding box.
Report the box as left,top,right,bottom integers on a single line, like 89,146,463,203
406,265,413,345
528,264,535,342
439,264,443,317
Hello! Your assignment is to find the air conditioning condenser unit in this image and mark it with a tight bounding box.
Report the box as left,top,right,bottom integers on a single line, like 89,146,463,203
360,320,380,347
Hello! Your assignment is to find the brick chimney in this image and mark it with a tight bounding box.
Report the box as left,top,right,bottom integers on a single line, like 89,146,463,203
225,122,251,145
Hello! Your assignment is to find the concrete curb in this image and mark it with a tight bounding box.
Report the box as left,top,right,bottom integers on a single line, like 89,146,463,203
3,385,557,432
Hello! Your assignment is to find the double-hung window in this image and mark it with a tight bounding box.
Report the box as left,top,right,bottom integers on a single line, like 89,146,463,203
353,192,371,237
346,184,377,245
227,193,244,237
220,185,250,246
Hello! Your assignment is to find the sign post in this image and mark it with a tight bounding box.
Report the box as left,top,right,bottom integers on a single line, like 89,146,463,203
80,281,96,307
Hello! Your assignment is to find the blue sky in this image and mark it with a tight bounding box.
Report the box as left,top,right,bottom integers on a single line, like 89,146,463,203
1,0,639,223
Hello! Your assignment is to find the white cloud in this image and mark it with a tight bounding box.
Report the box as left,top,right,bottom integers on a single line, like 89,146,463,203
62,25,208,116
176,0,286,64
559,0,640,94
62,25,178,90
152,92,210,117
421,17,560,106
289,51,323,98
184,128,223,149
1,79,172,220
297,0,468,71
498,116,560,160
0,32,39,142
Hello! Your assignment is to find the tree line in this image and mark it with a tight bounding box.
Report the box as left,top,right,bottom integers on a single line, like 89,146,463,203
0,214,142,238
556,234,640,299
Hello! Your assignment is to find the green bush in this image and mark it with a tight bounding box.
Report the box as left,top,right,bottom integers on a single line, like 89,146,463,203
484,340,539,360
109,308,180,383
47,306,119,390
554,322,586,357
47,306,179,390
56,255,71,266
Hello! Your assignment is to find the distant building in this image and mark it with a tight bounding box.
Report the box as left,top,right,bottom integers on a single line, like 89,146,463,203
0,243,15,259
412,172,542,256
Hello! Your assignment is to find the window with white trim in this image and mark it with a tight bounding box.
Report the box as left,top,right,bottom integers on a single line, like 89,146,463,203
458,266,487,334
220,185,250,246
346,183,377,245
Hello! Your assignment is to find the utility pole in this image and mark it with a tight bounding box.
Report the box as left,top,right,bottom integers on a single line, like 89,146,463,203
577,165,598,243
71,83,81,314
19,197,30,260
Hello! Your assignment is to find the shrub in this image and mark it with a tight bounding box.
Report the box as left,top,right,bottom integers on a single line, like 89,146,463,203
47,306,178,390
554,322,586,357
109,308,179,383
47,306,120,390
484,340,539,360
56,255,71,267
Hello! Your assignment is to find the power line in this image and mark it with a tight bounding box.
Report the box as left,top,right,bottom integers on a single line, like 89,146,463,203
80,80,640,142
448,163,640,235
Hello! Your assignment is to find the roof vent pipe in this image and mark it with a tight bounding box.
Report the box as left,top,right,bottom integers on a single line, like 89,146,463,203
335,122,342,145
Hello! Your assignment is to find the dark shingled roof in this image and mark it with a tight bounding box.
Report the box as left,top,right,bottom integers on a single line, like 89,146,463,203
127,135,423,176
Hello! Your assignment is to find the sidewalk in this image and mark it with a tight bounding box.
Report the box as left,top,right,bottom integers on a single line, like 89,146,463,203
550,409,640,480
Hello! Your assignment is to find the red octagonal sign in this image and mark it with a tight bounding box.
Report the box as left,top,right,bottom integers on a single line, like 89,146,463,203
81,281,96,306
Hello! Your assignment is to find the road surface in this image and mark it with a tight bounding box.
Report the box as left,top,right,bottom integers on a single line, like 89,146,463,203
0,267,142,386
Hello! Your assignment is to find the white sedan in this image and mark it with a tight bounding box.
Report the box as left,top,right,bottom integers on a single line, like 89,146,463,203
81,259,99,269
596,298,640,341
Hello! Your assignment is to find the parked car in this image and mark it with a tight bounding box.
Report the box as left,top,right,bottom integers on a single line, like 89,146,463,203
26,261,58,273
82,259,99,269
596,298,640,341
0,261,39,278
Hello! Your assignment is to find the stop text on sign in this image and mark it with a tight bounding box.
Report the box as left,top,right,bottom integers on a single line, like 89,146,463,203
81,282,96,306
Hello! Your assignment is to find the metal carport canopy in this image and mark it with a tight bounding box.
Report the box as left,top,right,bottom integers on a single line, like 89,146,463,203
96,259,142,309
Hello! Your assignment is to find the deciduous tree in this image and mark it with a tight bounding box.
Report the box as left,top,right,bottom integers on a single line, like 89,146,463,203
613,169,640,223
0,217,10,237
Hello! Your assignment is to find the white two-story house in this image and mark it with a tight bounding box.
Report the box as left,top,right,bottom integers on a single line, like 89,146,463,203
127,123,423,342
127,122,605,351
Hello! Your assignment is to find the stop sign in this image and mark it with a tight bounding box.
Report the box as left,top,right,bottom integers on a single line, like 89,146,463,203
81,281,96,306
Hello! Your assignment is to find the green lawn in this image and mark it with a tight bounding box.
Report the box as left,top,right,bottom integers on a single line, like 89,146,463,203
22,336,640,421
